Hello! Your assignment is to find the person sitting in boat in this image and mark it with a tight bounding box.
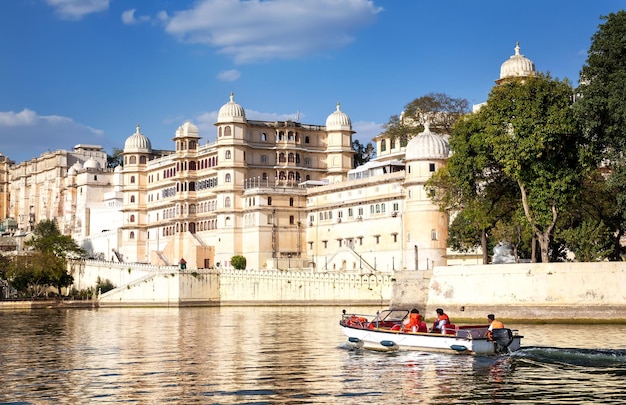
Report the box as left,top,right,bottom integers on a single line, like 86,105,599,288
402,309,424,332
485,314,504,340
431,308,450,334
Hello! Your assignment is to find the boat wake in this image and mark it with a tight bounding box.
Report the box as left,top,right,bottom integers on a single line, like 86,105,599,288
512,346,626,368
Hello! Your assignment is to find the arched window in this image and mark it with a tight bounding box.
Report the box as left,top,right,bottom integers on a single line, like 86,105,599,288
225,197,231,208
225,173,231,182
288,153,295,163
130,195,135,203
130,214,135,222
130,176,136,184
189,140,196,149
381,139,387,152
261,154,268,164
261,132,267,141
279,153,286,163
225,150,231,159
224,126,232,136
219,127,222,137
129,156,137,164
290,215,295,225
140,156,146,164
390,139,396,149
305,136,310,144
289,197,294,207
262,172,268,180
129,231,135,239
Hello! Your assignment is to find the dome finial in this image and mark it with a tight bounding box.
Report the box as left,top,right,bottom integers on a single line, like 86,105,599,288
229,92,235,102
136,123,140,133
515,41,521,56
336,102,341,111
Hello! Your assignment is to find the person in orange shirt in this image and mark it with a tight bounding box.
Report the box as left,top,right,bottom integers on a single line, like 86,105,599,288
402,309,422,332
486,314,504,340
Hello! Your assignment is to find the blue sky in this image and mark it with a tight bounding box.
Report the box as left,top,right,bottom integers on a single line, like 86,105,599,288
1,0,624,164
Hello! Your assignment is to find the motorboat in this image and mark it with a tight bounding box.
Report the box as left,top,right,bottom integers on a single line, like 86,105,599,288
340,309,522,355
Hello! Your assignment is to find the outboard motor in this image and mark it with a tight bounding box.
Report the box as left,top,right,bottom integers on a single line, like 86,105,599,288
491,328,514,354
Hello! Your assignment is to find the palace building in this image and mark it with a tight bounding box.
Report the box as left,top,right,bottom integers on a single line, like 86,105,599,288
2,43,536,273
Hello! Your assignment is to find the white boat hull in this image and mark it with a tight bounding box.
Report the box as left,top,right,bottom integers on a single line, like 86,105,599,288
340,325,522,355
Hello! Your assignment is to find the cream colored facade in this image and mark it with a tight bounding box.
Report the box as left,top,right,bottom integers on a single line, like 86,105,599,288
0,153,14,229
2,44,535,273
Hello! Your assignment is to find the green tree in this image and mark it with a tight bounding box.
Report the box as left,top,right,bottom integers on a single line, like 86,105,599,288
352,139,375,168
382,93,470,141
107,148,124,169
428,112,520,263
231,255,246,270
8,220,84,296
480,74,587,262
574,11,626,254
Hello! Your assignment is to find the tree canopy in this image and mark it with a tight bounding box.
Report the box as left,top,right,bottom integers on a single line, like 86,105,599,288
429,74,591,263
6,220,84,297
382,93,470,141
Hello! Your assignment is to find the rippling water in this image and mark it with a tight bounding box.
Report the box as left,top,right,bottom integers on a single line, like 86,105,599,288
1,307,625,404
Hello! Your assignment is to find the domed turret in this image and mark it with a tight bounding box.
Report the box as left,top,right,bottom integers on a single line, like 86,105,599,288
124,124,152,153
84,158,101,170
175,121,200,139
326,102,352,131
217,93,246,123
497,42,535,83
405,122,450,161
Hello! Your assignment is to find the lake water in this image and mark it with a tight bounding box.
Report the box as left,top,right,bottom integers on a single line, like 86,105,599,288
1,306,625,404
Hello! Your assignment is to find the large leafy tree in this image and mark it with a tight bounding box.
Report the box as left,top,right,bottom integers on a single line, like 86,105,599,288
7,220,84,296
382,93,470,141
574,11,626,250
428,111,519,263
480,74,588,262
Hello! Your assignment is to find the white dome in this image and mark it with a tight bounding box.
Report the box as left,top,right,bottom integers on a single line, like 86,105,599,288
68,166,77,176
124,124,152,153
84,158,101,169
326,102,352,130
114,165,123,173
499,42,535,81
175,121,200,138
217,93,246,123
405,123,450,160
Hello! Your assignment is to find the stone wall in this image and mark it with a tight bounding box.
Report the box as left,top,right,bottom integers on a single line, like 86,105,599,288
392,262,626,322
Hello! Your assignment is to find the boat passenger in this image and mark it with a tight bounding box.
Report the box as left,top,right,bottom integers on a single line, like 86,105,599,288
402,309,422,332
431,308,450,334
486,314,504,340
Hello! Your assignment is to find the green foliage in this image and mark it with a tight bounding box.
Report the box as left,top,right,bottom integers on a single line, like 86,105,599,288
352,139,376,168
95,277,115,294
575,11,626,256
382,93,470,141
26,219,85,259
558,220,613,262
6,220,82,296
107,148,124,169
231,255,247,270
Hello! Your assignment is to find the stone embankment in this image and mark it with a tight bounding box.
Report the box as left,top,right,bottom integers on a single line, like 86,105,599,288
391,262,626,323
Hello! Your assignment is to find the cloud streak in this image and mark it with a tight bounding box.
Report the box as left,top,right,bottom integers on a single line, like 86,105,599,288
162,0,382,64
45,0,109,20
0,109,111,163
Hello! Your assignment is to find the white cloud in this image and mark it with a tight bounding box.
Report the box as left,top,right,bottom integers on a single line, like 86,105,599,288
46,0,109,20
353,120,383,144
0,109,110,163
217,69,241,82
162,0,382,64
122,9,152,25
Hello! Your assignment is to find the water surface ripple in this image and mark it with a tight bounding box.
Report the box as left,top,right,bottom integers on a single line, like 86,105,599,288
1,307,625,404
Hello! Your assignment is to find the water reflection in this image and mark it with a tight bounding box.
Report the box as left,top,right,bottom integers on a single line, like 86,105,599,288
1,307,626,404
